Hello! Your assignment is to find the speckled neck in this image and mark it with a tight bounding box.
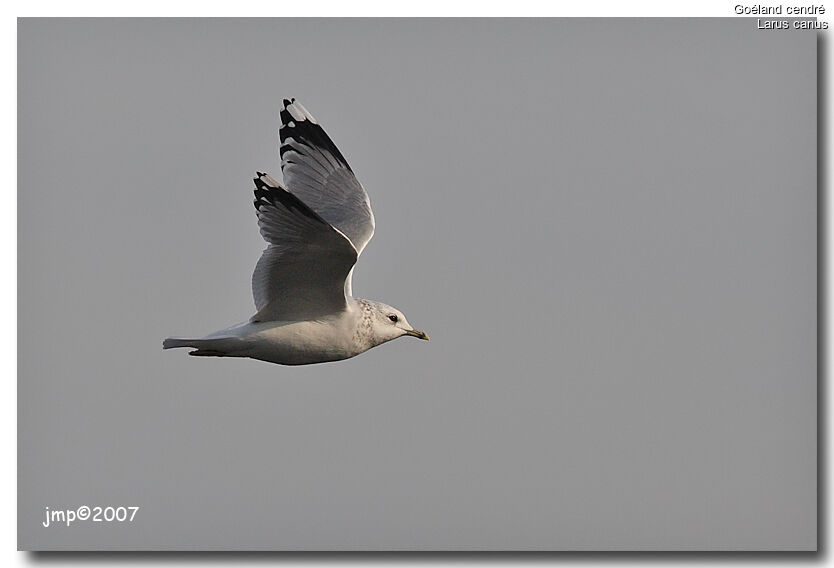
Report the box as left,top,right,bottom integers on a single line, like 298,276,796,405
352,298,376,351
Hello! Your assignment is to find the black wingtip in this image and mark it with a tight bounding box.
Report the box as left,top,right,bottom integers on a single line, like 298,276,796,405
251,174,326,224
279,100,295,128
253,175,272,211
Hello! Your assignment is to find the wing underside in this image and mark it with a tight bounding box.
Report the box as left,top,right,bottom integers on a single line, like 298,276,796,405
250,173,357,322
279,99,375,255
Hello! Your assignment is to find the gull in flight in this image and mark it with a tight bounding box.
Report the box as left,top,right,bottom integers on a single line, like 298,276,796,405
163,98,428,365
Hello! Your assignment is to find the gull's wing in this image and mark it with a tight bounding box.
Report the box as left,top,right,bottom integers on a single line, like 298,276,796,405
250,173,357,322
279,99,375,256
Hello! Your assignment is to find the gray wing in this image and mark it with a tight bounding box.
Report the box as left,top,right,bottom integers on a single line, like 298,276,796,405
250,173,358,322
279,99,375,257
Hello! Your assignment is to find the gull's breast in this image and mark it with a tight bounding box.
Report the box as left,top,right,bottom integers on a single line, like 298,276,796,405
245,317,364,365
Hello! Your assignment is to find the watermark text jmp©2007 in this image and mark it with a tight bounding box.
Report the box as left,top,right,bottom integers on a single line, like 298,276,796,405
41,506,140,527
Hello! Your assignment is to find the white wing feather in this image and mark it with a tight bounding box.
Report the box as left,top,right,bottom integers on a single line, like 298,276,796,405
279,99,375,257
250,173,357,322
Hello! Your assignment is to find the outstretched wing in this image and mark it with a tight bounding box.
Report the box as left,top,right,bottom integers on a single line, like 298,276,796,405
279,99,375,256
250,173,358,322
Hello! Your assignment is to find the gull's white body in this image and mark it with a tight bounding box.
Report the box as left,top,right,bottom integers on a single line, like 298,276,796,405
167,301,372,366
163,99,427,366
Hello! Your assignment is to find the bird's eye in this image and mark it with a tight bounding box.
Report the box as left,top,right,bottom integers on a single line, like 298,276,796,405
388,315,398,323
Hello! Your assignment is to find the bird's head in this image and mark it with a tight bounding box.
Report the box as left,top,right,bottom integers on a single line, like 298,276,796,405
364,301,429,345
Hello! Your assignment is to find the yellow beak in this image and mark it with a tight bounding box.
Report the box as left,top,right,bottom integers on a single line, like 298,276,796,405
405,329,430,341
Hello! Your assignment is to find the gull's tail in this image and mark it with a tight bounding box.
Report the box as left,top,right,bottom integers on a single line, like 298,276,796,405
162,337,238,357
162,337,195,350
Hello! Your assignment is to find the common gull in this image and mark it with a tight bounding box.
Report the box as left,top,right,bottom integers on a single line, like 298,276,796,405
163,98,428,365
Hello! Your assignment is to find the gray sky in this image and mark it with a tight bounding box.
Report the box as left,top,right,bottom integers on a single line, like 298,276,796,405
19,18,816,550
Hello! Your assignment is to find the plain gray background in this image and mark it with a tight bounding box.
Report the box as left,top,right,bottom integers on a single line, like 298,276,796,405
18,18,816,550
